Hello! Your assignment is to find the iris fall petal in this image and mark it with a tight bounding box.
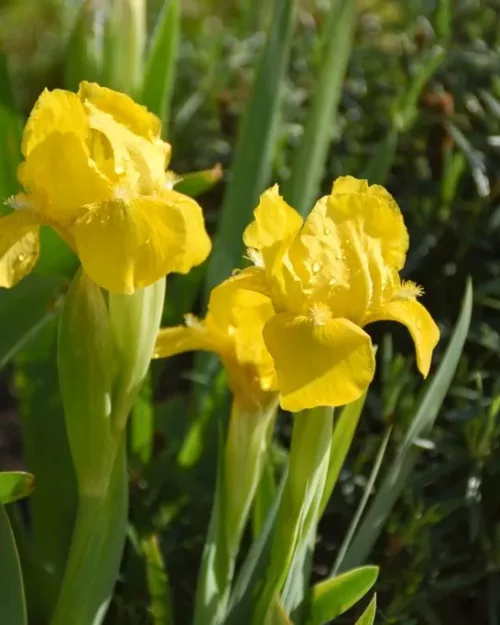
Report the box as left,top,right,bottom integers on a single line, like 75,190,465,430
0,209,42,287
263,313,375,411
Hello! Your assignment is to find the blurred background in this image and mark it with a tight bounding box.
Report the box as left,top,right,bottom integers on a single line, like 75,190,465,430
1,0,500,623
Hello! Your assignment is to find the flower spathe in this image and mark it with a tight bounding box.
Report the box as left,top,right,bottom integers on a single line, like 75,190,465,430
232,176,439,412
0,82,211,294
154,270,278,409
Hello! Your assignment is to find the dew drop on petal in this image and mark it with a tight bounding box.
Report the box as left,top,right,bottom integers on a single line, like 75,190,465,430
312,262,321,273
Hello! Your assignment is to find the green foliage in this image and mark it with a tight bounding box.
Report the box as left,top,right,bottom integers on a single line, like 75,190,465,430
142,0,180,132
0,472,34,505
307,566,379,625
204,0,295,295
0,506,27,625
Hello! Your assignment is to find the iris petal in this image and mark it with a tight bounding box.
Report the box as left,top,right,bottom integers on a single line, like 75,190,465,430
263,312,375,411
19,132,112,224
73,194,208,294
21,89,88,157
243,185,303,251
364,298,440,378
0,209,42,287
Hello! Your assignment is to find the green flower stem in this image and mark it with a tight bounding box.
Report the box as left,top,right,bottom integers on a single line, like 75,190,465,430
50,436,127,625
194,397,278,625
53,274,166,625
253,405,334,625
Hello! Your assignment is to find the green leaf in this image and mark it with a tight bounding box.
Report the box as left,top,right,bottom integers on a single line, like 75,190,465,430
130,373,154,466
331,427,392,575
284,0,357,216
141,534,174,625
0,276,64,370
0,52,22,204
433,0,451,42
307,566,379,625
14,318,78,622
355,594,377,625
0,472,35,505
266,596,293,625
64,0,103,91
173,164,223,198
226,471,287,625
142,0,180,132
50,443,128,625
193,427,230,625
0,506,27,625
339,279,473,571
252,454,277,539
204,0,295,296
319,392,367,516
254,407,333,625
393,46,446,132
361,129,399,185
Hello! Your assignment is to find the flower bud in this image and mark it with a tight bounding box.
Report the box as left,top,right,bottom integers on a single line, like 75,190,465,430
108,277,165,430
58,269,115,496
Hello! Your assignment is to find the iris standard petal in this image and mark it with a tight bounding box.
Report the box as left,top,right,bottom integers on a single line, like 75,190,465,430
78,81,162,141
22,89,88,157
243,185,303,251
364,298,440,378
19,132,112,224
73,195,192,294
288,197,350,307
331,175,369,195
0,209,42,287
85,101,170,195
329,179,409,272
263,313,375,411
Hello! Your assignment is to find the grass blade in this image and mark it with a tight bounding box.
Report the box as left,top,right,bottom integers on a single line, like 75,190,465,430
339,278,473,571
0,52,21,204
319,392,367,516
284,0,357,216
331,427,392,575
64,0,103,91
0,276,63,370
141,534,174,625
355,594,377,625
204,0,295,295
142,0,180,132
0,506,27,625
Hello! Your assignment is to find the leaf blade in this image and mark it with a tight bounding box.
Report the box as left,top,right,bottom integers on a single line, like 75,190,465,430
307,566,379,625
0,506,27,625
142,0,180,132
0,472,35,505
204,0,295,295
339,279,473,570
284,0,357,216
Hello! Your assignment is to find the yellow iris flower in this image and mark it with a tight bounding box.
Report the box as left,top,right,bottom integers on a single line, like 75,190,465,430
0,82,211,294
238,176,440,411
154,270,278,409
156,176,439,413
